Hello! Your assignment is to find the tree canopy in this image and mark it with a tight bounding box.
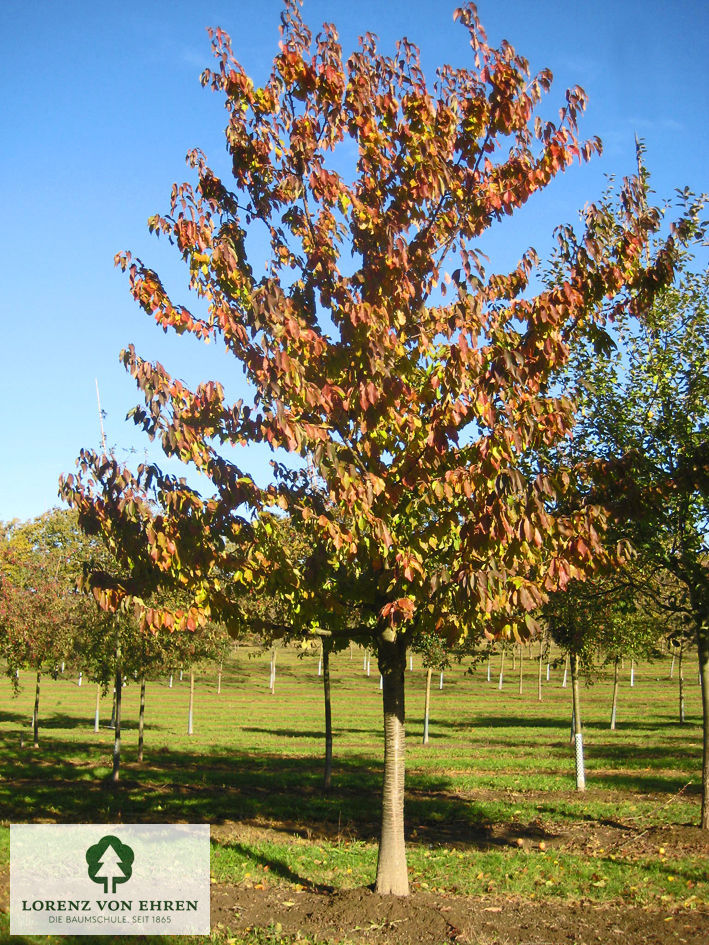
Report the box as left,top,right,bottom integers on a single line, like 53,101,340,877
60,1,702,890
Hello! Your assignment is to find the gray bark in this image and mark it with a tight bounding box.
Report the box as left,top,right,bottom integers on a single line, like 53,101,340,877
375,633,409,896
571,654,585,791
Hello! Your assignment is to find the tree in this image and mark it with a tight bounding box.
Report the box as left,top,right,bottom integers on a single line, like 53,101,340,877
0,510,100,747
61,2,695,893
563,260,709,825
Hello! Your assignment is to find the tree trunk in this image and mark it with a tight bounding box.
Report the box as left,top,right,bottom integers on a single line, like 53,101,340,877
138,675,146,762
630,658,635,688
375,633,409,896
562,654,569,688
188,669,195,734
571,654,585,791
670,653,675,679
610,658,619,730
94,684,101,733
518,648,523,694
698,632,709,830
322,641,333,792
537,642,543,702
32,671,41,748
679,645,686,724
111,661,122,783
498,650,505,690
422,667,432,745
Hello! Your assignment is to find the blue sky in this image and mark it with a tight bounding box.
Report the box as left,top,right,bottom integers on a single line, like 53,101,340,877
1,0,707,522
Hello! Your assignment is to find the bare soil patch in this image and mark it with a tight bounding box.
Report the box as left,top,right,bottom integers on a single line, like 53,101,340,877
212,883,709,945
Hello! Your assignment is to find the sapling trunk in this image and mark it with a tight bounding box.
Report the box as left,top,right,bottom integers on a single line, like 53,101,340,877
439,671,444,690
111,658,122,784
679,646,685,724
322,640,332,792
486,656,491,683
512,648,516,670
138,675,146,762
94,684,101,733
422,666,432,745
610,658,620,730
269,648,277,694
409,655,413,671
375,633,409,896
109,685,116,729
571,654,585,791
630,659,635,688
169,674,173,688
32,671,41,749
670,654,675,679
498,650,505,690
698,633,709,830
562,654,569,688
318,642,322,676
518,647,523,694
187,669,195,735
217,661,222,695
537,643,543,702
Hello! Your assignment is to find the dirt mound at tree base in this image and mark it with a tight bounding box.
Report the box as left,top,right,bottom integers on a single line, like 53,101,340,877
211,883,708,945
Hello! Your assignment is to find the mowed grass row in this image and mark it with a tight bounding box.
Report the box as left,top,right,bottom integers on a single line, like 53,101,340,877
0,644,706,914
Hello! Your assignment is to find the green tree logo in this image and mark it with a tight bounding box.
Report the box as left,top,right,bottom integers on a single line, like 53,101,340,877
86,835,134,893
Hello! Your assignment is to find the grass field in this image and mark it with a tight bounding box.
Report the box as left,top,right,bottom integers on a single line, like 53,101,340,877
0,644,707,943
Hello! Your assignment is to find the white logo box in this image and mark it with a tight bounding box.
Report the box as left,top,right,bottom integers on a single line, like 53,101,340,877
11,824,210,935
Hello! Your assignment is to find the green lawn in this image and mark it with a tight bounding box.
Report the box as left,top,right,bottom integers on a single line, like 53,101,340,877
0,643,706,943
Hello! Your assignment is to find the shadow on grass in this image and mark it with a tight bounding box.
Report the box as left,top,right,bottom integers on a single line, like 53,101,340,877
221,841,335,893
0,730,562,850
242,726,376,739
0,733,475,841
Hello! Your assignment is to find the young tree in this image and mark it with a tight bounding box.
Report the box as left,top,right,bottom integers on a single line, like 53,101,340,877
62,2,695,892
0,511,101,747
564,261,709,825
